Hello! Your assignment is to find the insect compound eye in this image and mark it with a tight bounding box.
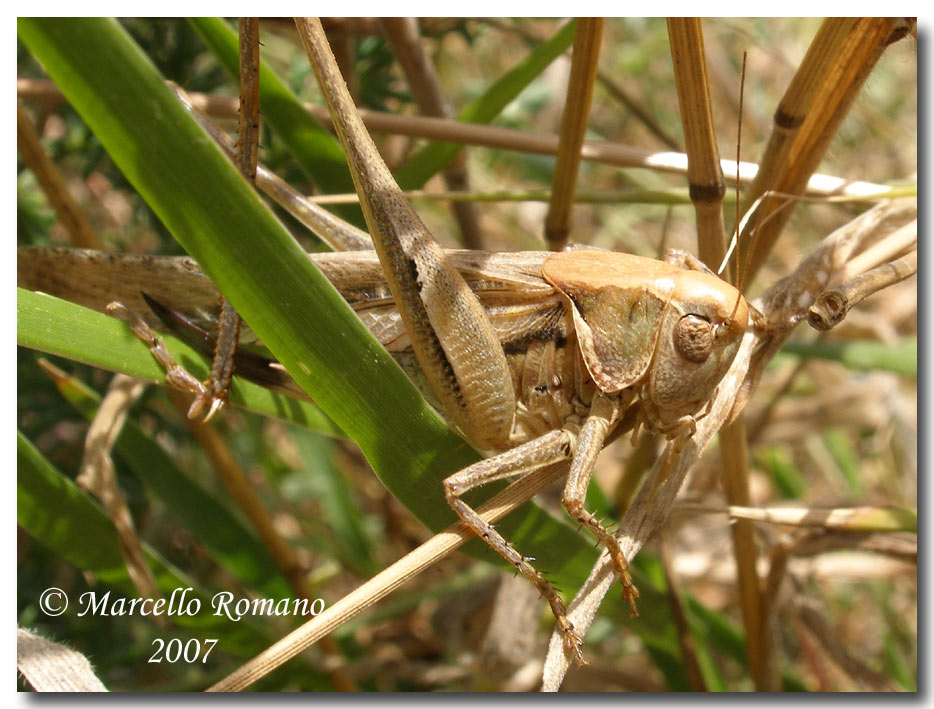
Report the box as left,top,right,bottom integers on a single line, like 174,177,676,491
673,314,713,364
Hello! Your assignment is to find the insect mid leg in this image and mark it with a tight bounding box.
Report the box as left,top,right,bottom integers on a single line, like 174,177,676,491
105,301,229,421
560,396,639,617
442,430,586,661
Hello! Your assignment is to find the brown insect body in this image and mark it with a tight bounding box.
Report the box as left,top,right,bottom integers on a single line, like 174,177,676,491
542,250,747,438
311,247,749,449
18,245,747,448
18,235,749,663
16,22,751,656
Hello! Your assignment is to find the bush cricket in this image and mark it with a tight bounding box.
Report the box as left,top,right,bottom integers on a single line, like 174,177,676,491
18,19,759,662
17,18,917,691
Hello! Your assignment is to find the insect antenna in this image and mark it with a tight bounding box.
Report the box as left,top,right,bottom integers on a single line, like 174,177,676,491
722,51,749,326
718,52,776,334
733,52,746,290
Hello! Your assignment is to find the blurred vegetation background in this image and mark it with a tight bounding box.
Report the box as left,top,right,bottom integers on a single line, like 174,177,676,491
18,18,915,691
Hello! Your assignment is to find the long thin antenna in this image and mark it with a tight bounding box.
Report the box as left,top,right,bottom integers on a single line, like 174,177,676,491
733,51,747,291
728,51,747,324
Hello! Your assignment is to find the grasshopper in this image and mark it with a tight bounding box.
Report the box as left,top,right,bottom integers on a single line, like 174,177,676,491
17,19,752,660
298,26,747,659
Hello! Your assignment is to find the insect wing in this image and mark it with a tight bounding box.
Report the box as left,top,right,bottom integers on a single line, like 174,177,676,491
542,251,676,393
17,246,222,332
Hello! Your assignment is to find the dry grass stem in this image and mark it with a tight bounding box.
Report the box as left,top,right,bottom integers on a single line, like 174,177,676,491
840,220,916,283
17,100,102,249
684,504,916,532
668,17,766,686
237,18,260,183
17,628,108,692
303,184,910,210
545,18,603,251
790,531,917,564
658,530,706,691
73,371,162,611
380,17,483,248
17,78,893,199
208,459,569,691
304,186,701,206
739,18,903,281
795,602,895,691
667,18,726,270
719,415,771,689
742,20,856,216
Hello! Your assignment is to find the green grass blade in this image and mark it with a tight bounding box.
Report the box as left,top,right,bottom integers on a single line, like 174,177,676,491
686,597,808,691
17,288,342,436
17,17,604,598
782,337,916,378
43,366,294,598
289,428,379,577
822,427,865,495
17,431,271,645
759,445,808,499
19,430,137,589
394,20,576,190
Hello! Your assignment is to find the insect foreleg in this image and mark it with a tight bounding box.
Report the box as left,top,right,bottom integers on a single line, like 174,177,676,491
560,394,639,617
442,430,585,660
106,302,216,419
